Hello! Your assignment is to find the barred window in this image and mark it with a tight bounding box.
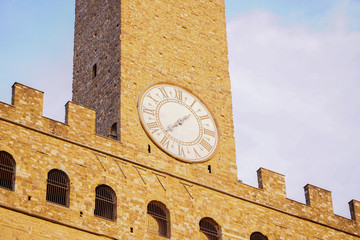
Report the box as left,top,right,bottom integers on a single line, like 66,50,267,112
0,151,16,190
147,201,170,238
250,232,268,240
46,169,70,207
94,185,117,221
199,217,221,240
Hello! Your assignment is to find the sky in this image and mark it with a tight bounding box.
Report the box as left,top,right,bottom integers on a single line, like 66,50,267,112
0,0,360,218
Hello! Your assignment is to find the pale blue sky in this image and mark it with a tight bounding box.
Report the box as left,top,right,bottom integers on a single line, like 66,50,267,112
226,0,360,30
0,0,360,218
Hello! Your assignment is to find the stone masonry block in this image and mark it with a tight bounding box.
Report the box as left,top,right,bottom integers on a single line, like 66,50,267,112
304,184,333,213
257,168,286,198
12,82,43,116
65,101,96,134
349,200,360,221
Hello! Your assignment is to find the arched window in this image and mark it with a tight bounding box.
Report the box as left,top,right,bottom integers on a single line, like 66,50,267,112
250,232,268,240
46,169,70,207
0,151,16,190
147,201,170,238
94,185,117,221
199,217,222,240
109,123,118,140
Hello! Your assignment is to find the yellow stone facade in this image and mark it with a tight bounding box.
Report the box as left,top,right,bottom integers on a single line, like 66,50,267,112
1,0,360,239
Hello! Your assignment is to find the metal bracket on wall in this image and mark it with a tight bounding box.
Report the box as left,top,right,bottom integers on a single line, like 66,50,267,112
153,172,166,191
180,181,194,199
36,150,49,155
313,237,324,240
133,165,147,185
114,159,127,179
92,152,107,171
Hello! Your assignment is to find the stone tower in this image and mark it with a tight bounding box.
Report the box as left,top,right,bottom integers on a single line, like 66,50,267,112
73,0,121,140
72,0,238,185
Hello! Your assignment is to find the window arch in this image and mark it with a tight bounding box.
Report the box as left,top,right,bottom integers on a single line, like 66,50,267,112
199,217,222,240
147,201,170,238
0,151,16,190
250,232,268,240
94,184,117,221
46,169,70,207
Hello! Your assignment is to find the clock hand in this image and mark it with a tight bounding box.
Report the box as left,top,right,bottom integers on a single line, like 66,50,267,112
166,119,181,132
178,114,191,125
166,114,191,132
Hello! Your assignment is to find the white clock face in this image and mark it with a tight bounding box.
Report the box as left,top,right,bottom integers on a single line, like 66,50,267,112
137,83,219,163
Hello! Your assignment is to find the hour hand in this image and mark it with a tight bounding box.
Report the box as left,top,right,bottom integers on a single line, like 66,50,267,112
166,114,191,132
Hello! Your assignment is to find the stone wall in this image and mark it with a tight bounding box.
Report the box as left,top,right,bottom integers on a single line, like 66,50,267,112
0,83,359,239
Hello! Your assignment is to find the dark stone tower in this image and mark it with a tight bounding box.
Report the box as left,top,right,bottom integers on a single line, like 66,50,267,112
72,0,121,140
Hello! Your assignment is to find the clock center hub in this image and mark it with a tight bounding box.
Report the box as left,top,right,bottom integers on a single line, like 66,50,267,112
156,99,202,145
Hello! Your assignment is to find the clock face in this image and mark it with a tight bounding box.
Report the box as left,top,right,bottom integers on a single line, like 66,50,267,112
137,83,219,163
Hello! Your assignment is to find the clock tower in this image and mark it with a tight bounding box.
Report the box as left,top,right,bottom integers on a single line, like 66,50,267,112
72,0,237,186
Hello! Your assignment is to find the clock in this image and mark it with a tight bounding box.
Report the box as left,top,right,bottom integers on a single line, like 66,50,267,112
137,82,219,163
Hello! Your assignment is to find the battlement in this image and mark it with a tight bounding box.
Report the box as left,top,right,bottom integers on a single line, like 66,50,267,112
1,83,96,140
1,83,360,238
305,184,333,213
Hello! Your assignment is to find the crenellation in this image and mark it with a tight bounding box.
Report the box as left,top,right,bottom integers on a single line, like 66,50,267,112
304,184,334,214
0,84,100,144
257,168,286,198
65,101,96,136
9,83,44,128
350,200,360,222
11,83,44,115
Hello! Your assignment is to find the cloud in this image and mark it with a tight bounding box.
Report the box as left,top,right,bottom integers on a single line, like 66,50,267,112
227,9,360,217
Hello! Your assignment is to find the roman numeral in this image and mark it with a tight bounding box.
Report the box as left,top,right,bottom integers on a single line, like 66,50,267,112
147,122,160,134
200,139,212,152
160,136,170,149
193,147,201,158
143,107,155,116
174,89,183,101
200,115,210,121
190,100,196,108
147,93,159,104
204,128,215,137
158,87,169,99
178,145,186,158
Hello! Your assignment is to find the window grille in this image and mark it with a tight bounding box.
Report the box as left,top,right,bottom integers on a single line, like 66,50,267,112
0,151,16,190
250,232,268,240
46,169,70,207
94,185,117,221
147,201,170,238
199,217,221,240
